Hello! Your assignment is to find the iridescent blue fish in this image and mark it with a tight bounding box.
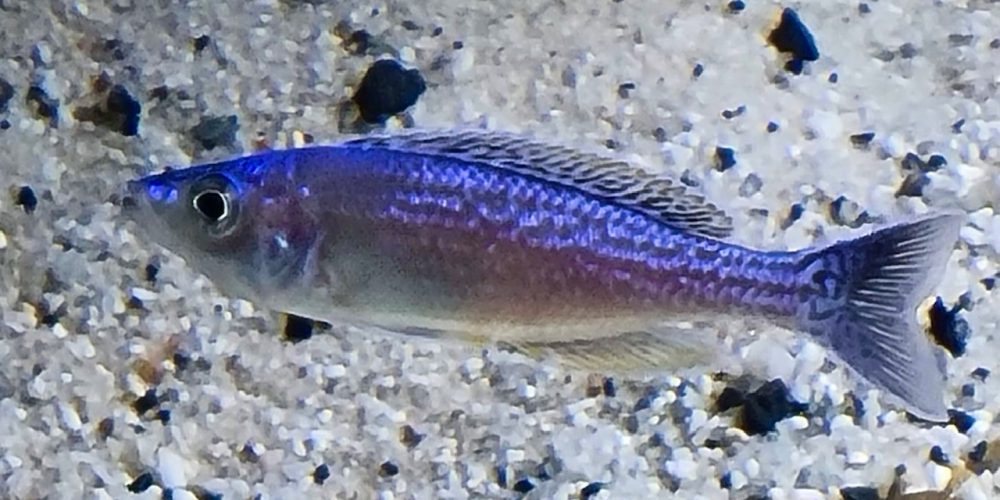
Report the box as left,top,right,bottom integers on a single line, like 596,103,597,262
123,129,962,420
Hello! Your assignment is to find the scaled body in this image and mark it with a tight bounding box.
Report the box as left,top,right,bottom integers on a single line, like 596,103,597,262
125,129,961,420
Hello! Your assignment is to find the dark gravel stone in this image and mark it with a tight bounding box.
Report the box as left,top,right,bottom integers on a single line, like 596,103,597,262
840,486,879,500
133,389,159,414
927,297,970,357
190,115,238,150
972,367,990,381
26,84,58,125
727,1,746,13
929,445,949,465
947,409,975,434
968,440,988,463
766,121,779,133
0,77,14,112
512,478,534,493
76,84,141,136
715,387,746,412
738,379,805,436
738,173,762,197
849,132,875,149
379,461,399,477
15,186,38,213
352,59,426,124
193,35,211,53
894,172,929,198
768,8,819,74
714,146,737,171
581,482,604,499
313,464,330,484
127,472,155,493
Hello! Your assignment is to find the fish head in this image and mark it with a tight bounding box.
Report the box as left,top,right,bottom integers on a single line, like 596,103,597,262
123,154,318,302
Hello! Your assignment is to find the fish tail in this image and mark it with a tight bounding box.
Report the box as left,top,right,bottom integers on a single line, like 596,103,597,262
795,212,963,420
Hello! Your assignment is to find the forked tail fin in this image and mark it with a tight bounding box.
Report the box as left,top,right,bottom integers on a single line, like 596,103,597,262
796,212,963,421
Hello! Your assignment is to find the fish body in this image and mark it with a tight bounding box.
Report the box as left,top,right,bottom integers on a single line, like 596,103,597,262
124,129,961,420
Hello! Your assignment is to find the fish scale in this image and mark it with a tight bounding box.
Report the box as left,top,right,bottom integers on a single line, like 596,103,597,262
125,128,962,421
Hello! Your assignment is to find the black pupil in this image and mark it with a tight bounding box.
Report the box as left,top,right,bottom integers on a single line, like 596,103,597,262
195,190,227,221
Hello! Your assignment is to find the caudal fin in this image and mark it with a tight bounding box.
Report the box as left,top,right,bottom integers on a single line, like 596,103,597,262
798,212,963,421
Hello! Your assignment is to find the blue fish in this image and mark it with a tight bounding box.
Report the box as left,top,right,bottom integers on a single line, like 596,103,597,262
123,129,962,420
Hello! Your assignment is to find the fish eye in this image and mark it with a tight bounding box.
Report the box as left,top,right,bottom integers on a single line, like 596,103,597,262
193,189,229,222
189,174,241,237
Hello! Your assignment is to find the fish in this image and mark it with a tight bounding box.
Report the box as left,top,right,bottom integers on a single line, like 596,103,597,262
122,128,962,420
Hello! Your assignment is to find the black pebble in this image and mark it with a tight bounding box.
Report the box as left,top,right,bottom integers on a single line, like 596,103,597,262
602,377,616,397
969,441,988,463
971,367,990,381
193,35,211,53
617,82,636,98
894,172,929,198
26,85,58,125
512,478,535,493
127,296,144,310
929,445,949,465
715,386,746,412
849,132,875,149
653,126,669,142
190,115,238,150
901,152,927,171
721,105,745,119
927,297,970,357
727,1,746,13
828,72,838,83
951,118,965,133
581,482,604,499
133,389,159,414
352,59,426,124
766,121,779,133
0,119,9,130
926,154,947,170
738,173,762,197
16,186,38,213
400,424,424,448
0,77,14,112
840,486,879,500
156,409,171,423
719,471,733,489
692,63,704,78
858,3,871,15
282,314,315,342
781,203,804,229
961,383,975,398
313,464,330,485
173,352,191,372
145,263,159,283
768,8,820,74
899,42,918,59
714,146,737,171
947,409,975,434
97,417,114,439
107,85,141,136
379,461,399,477
127,472,155,493
739,379,804,436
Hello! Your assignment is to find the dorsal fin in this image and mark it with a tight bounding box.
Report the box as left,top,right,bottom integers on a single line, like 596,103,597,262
341,129,733,239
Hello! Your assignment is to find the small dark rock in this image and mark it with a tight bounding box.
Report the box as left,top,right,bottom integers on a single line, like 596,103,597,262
858,3,871,15
133,389,159,414
238,443,260,463
679,169,700,187
768,8,819,74
840,486,879,500
26,85,58,125
901,152,927,171
581,482,604,499
948,34,974,47
617,82,636,98
929,445,949,465
653,126,669,142
692,63,704,78
899,42,919,59
452,40,464,50
828,72,838,83
738,379,805,436
968,440,988,463
156,409,171,423
722,105,745,120
313,464,330,485
282,314,314,342
15,186,38,213
727,1,745,13
947,409,975,434
97,417,114,439
512,478,535,493
927,297,970,357
991,38,1000,49
190,115,238,150
0,77,14,112
379,461,399,477
401,20,420,31
766,121,779,133
781,203,805,229
829,195,867,228
926,154,947,170
602,377,616,397
0,119,9,130
127,472,155,493
352,59,426,124
849,132,875,149
951,118,965,133
720,472,733,489
145,263,159,283
738,173,762,197
193,35,211,53
873,49,895,62
972,367,990,381
894,172,929,198
714,146,737,171
400,424,424,448
961,383,976,398
715,386,746,412
561,66,577,88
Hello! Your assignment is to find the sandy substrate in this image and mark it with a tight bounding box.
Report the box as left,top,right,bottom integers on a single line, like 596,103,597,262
1,1,999,498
